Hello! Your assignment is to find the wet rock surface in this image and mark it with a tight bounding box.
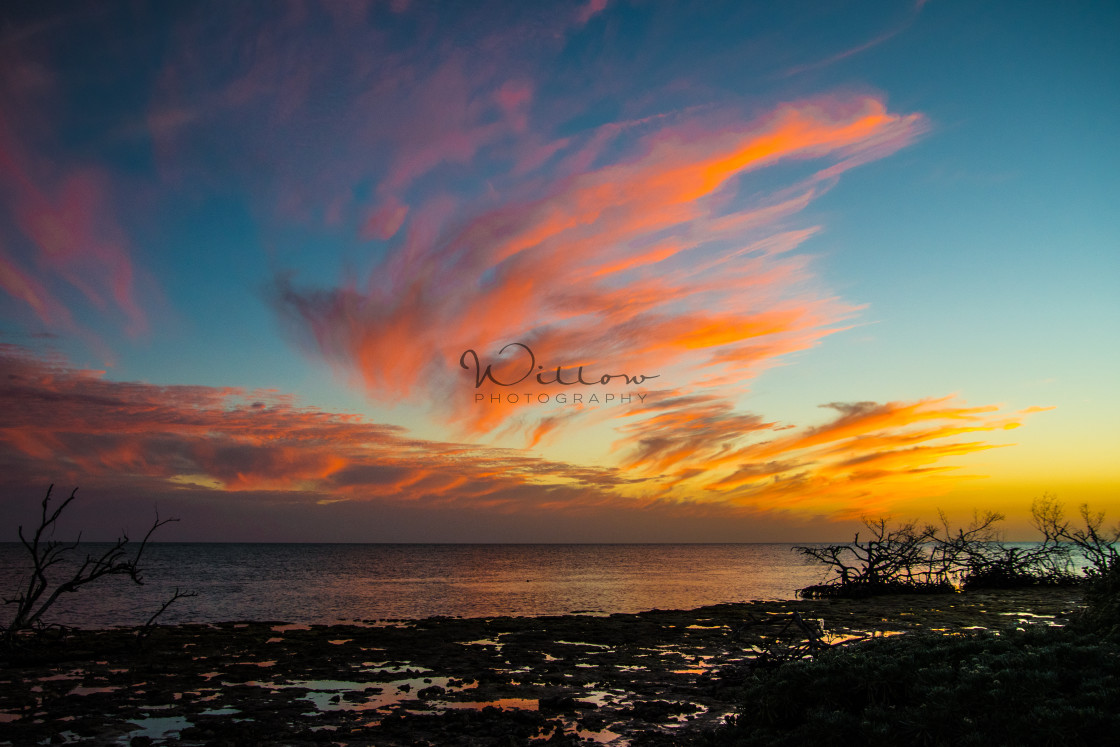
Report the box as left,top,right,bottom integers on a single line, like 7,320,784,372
0,588,1083,745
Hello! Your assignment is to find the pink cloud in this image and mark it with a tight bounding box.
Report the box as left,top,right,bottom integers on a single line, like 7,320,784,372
494,80,534,133
0,85,149,338
0,247,72,328
139,0,662,253
575,0,610,26
361,196,410,241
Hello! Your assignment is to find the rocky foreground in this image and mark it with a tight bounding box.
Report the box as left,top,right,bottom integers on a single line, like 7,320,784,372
0,588,1085,746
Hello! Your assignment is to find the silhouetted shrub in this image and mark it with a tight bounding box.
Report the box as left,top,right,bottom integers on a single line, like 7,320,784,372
796,517,946,598
796,498,1103,598
1031,496,1120,635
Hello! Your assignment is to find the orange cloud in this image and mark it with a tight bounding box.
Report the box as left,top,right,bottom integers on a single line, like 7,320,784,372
615,392,776,474
276,95,926,441
618,394,1050,517
0,346,1052,527
0,345,634,512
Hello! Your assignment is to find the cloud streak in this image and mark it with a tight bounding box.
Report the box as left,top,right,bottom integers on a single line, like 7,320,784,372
622,395,1043,518
0,345,633,515
277,95,926,442
0,346,1046,528
0,41,149,340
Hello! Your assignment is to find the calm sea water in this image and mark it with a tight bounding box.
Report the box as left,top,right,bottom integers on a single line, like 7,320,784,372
0,543,825,628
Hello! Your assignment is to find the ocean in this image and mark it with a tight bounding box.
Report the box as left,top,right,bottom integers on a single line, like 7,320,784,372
0,543,825,628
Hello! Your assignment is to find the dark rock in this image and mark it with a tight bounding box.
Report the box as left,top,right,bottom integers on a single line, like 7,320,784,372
620,699,701,722
539,695,598,712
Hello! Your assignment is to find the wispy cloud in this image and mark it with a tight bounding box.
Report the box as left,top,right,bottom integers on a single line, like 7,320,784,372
0,345,632,511
143,2,590,232
0,48,149,340
277,96,926,442
0,346,1049,527
575,0,611,27
633,395,1046,517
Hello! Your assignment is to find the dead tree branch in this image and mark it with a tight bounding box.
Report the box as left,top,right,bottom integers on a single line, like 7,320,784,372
2,485,179,644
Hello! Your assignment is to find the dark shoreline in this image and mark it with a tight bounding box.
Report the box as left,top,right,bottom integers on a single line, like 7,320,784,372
0,587,1089,745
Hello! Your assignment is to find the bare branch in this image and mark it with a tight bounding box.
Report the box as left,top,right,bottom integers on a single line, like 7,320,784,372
3,485,184,646
138,587,198,646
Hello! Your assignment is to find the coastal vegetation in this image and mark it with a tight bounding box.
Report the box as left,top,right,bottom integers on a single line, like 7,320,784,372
795,496,1115,599
705,497,1120,745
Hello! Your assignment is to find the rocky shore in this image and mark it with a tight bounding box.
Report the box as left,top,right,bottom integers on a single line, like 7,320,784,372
0,587,1085,746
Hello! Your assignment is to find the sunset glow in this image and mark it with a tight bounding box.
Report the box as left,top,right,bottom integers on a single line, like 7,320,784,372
0,0,1116,541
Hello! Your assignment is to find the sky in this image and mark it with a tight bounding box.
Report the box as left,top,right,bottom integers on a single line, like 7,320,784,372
0,0,1116,542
